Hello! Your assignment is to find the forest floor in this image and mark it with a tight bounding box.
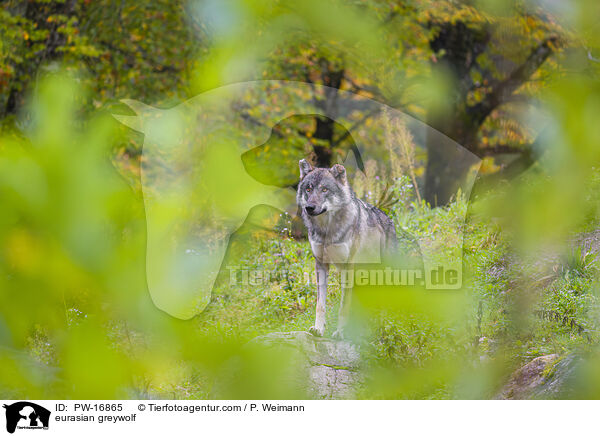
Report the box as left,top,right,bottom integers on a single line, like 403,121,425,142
139,195,600,399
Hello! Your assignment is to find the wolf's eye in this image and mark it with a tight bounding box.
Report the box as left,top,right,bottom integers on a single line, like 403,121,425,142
322,187,328,193
306,187,312,193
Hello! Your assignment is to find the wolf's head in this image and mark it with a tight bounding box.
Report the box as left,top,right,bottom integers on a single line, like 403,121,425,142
296,159,353,216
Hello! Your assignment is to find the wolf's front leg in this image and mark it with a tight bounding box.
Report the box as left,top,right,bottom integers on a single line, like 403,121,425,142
309,261,329,337
332,266,353,340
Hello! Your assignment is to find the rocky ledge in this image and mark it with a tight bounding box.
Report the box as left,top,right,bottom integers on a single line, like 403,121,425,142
249,331,362,399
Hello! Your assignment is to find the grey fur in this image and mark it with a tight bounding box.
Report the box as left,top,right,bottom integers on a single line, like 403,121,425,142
296,159,399,339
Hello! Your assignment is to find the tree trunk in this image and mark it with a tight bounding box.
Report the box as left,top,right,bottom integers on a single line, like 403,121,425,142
313,116,335,167
3,0,78,117
423,20,557,206
423,21,489,205
424,118,478,206
310,60,345,168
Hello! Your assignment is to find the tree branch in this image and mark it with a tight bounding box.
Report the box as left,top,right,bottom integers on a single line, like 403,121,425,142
471,131,547,198
473,144,532,157
235,104,311,140
332,106,380,146
344,75,422,120
468,36,559,127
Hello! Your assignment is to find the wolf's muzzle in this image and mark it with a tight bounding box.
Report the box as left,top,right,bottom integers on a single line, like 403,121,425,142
305,205,326,216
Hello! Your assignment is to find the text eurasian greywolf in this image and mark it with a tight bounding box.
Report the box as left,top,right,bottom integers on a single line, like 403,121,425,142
297,159,401,339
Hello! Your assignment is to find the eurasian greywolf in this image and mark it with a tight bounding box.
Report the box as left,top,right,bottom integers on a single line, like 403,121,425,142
297,159,398,339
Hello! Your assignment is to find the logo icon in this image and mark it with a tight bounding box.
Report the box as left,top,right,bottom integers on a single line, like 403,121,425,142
3,402,50,434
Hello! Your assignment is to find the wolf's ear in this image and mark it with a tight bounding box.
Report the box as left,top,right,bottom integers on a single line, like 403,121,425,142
299,159,313,179
330,164,347,184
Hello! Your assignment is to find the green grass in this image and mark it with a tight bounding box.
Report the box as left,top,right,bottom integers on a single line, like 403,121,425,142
23,192,600,399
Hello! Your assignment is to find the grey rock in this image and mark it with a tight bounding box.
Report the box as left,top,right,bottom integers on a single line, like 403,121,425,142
248,331,362,399
497,354,559,399
497,353,583,399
